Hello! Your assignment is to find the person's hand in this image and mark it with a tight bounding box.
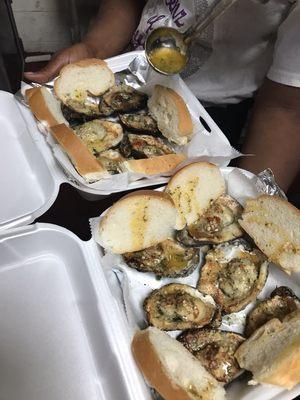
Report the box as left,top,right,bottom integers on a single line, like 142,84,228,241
24,42,96,84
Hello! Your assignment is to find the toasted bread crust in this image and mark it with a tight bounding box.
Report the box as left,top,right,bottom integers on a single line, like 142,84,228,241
25,87,39,101
50,123,108,179
164,86,193,137
122,153,186,175
132,330,199,400
27,87,67,129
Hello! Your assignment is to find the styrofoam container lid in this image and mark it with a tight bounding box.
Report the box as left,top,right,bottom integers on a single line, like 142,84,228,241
0,91,61,230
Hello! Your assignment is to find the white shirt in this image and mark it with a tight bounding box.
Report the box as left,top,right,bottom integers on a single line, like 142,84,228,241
131,0,300,104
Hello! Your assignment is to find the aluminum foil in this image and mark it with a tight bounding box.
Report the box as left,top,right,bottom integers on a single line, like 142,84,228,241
255,168,287,199
115,54,150,88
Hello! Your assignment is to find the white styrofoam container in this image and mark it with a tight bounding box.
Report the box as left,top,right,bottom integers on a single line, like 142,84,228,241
0,223,150,400
93,173,300,400
19,50,239,198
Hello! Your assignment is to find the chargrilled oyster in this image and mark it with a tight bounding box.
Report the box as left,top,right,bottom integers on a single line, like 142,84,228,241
198,240,268,313
101,84,148,113
119,133,174,159
98,97,114,116
144,284,216,331
96,149,125,175
119,113,159,135
177,195,243,247
64,94,102,117
74,119,123,155
178,329,245,384
245,286,300,337
61,104,92,126
122,239,199,278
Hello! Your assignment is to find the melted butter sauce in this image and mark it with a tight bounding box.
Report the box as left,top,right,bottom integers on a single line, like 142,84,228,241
130,199,148,250
149,47,186,74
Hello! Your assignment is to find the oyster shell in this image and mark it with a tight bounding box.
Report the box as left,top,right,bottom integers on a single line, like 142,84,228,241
198,240,268,313
178,329,245,384
74,119,123,155
96,149,125,175
186,194,243,245
122,239,199,278
144,284,216,331
245,286,300,337
102,84,148,113
119,133,174,159
119,113,159,135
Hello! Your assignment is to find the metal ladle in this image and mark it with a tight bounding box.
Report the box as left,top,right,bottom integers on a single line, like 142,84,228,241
145,0,238,75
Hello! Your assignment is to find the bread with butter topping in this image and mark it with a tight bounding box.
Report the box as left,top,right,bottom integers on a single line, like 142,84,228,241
26,86,68,129
98,190,179,254
235,309,300,390
165,162,226,229
239,195,300,274
132,327,226,400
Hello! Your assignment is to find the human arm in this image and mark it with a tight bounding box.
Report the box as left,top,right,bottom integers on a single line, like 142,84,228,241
239,2,300,192
238,79,300,192
24,0,145,83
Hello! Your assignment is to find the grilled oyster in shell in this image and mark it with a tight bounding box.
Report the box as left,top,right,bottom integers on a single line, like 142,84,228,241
64,92,102,116
119,113,159,135
96,149,125,175
97,97,115,116
198,241,268,313
74,119,123,155
122,239,199,278
178,329,245,383
144,284,216,331
101,84,148,113
119,133,174,159
61,104,92,126
186,194,243,245
245,286,300,337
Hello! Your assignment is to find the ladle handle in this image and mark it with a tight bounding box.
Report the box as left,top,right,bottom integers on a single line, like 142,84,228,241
184,0,238,43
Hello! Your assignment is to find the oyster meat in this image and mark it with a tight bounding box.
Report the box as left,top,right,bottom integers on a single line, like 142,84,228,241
144,283,216,331
97,97,115,117
182,194,243,246
64,91,102,117
122,239,199,278
74,119,123,155
245,286,300,337
119,133,174,159
101,84,148,113
178,329,245,384
96,149,125,175
198,240,268,313
119,113,159,135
